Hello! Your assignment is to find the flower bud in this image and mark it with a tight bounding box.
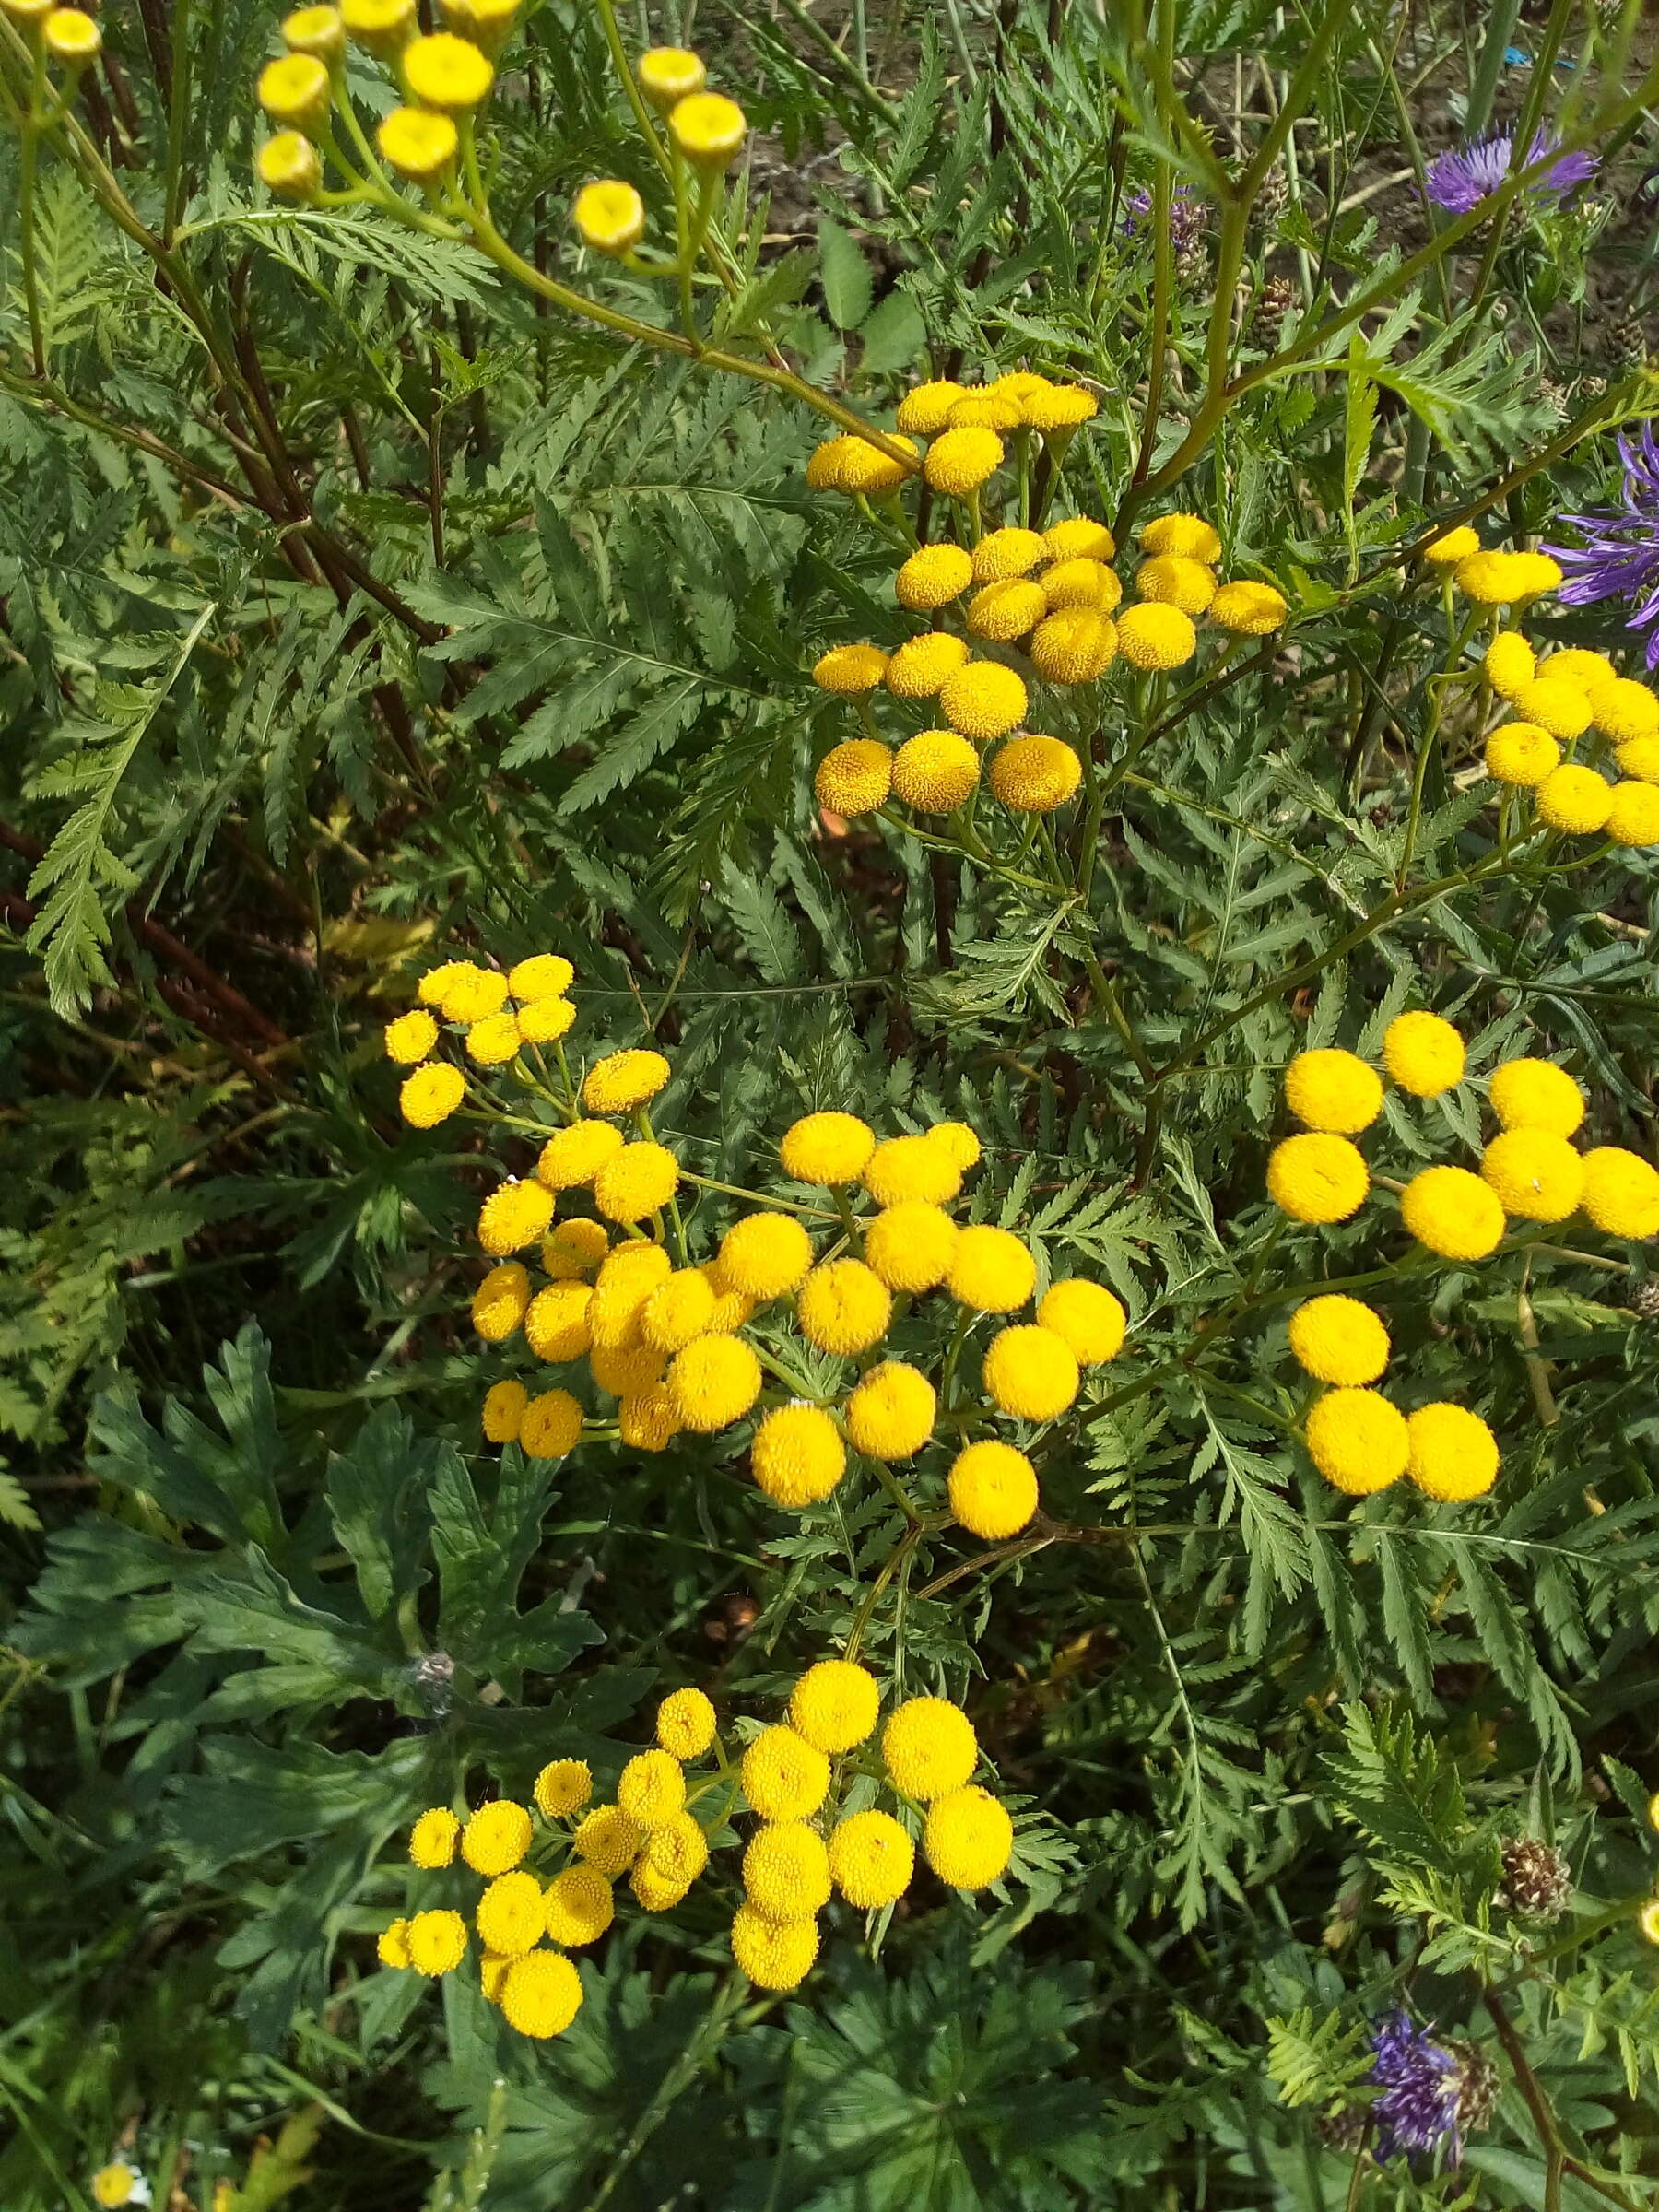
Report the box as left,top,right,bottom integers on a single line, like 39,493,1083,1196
42,5,99,65
401,30,493,112
637,45,705,111
256,130,324,201
258,52,333,136
573,180,645,255
340,0,416,61
377,103,459,183
441,0,517,58
668,89,746,171
282,5,345,62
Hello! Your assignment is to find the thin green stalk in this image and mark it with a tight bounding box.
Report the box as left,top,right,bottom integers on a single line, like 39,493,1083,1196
18,39,47,377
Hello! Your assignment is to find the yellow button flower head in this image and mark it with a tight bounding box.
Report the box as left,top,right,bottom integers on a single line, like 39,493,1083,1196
537,1119,625,1191
887,630,971,698
1042,517,1116,562
895,380,967,435
973,526,1047,581
928,1120,982,1171
1581,1147,1659,1239
829,1808,914,1907
864,1133,961,1207
590,1341,666,1399
937,659,1026,738
1454,548,1561,605
845,1360,935,1458
403,31,493,111
841,432,918,494
751,1401,845,1505
473,1260,532,1342
892,729,980,813
500,1951,583,2039
1265,1133,1369,1224
667,1334,762,1430
789,1658,879,1752
989,734,1081,813
1139,513,1219,562
1485,723,1559,788
742,1724,830,1820
631,1859,690,1912
1382,1010,1465,1097
342,0,416,56
1116,602,1196,671
466,1010,522,1065
865,1199,959,1291
543,1865,615,1945
620,1383,682,1451
948,393,1023,431
618,1747,685,1830
1208,580,1288,634
378,106,459,182
1042,557,1121,612
520,1388,583,1458
1030,608,1117,683
462,1800,533,1876
636,43,705,109
924,426,1004,497
643,1809,709,1886
410,1805,460,1867
1536,763,1613,834
967,579,1048,642
744,1821,832,1920
1037,1280,1125,1364
948,1440,1038,1538
1137,554,1216,615
731,1903,819,1989
482,1378,527,1443
385,1008,440,1063
1406,1404,1500,1502
656,1687,716,1759
534,1757,592,1817
509,953,573,1002
947,1224,1035,1312
1304,1387,1408,1495
476,1871,545,1959
1284,1047,1383,1135
815,739,892,818
1400,1165,1506,1260
582,1047,669,1115
1510,677,1592,741
437,963,511,1022
896,542,974,609
1483,632,1535,700
479,1179,555,1254
1615,734,1659,785
924,1785,1013,1889
669,89,747,169
258,52,333,134
720,1213,814,1300
1540,648,1616,697
1489,1058,1584,1136
594,1142,679,1224
992,371,1055,403
543,1216,609,1279
1422,524,1478,566
572,1804,642,1875
377,1919,412,1969
797,1257,893,1353
882,1696,977,1800
256,132,324,199
1021,383,1098,431
407,1908,468,1975
639,1268,715,1353
444,0,519,59
1592,678,1659,744
1486,1141,1593,1230
1287,1296,1389,1386
574,180,645,254
1608,781,1659,845
780,1110,876,1185
982,1324,1078,1420
524,1281,594,1361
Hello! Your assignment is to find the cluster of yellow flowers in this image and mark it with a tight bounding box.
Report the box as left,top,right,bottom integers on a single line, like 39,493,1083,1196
1267,1011,1659,1253
806,450,1288,828
386,951,1133,1535
1479,625,1659,851
377,1675,1012,2021
1287,1290,1498,1502
0,0,102,78
1424,529,1563,610
573,49,748,257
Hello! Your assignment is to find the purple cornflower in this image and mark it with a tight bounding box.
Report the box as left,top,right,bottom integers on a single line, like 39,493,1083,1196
1547,425,1659,670
1425,127,1596,216
1122,182,1206,250
1368,2011,1462,2164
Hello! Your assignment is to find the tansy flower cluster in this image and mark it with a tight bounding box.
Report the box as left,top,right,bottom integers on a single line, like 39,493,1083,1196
1477,617,1659,853
375,1677,1014,2014
384,948,1133,1535
806,434,1288,841
1267,1014,1659,1256
1286,1291,1499,1502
